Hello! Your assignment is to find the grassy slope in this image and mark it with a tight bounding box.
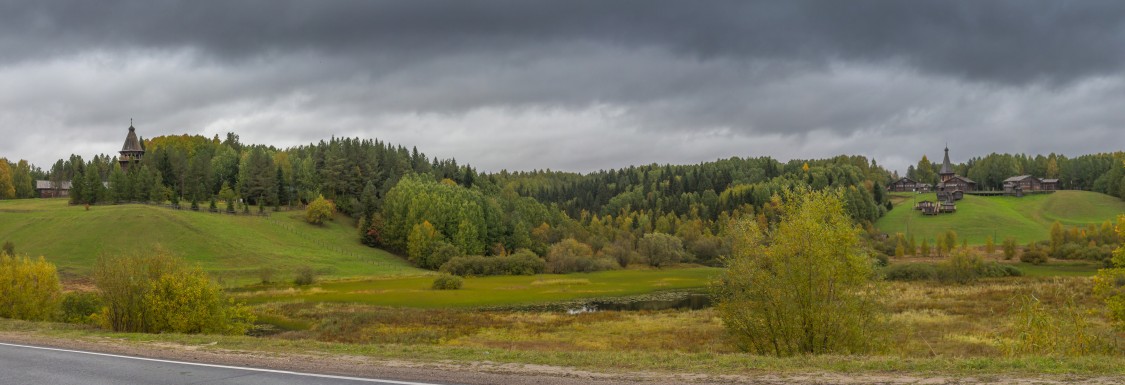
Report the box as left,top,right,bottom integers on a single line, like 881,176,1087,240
0,198,422,284
240,268,718,308
875,191,1125,245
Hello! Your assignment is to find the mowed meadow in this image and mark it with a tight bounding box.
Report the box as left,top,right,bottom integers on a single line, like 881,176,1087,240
0,198,421,284
876,190,1125,245
0,198,717,302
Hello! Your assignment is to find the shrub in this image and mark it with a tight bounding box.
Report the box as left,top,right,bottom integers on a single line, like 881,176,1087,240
1,241,13,256
638,233,689,268
688,236,726,266
294,266,316,286
715,188,882,356
93,252,254,334
1021,243,1049,265
979,263,1023,278
1002,237,1018,260
872,253,889,267
0,254,62,321
1074,244,1114,262
600,239,639,268
440,250,546,276
883,260,1020,282
431,274,463,290
304,195,335,225
258,267,276,284
546,238,618,273
1054,242,1114,262
1053,243,1084,259
60,292,101,324
882,263,937,281
1094,215,1125,329
938,249,984,284
869,235,896,256
418,241,461,270
1002,294,1110,356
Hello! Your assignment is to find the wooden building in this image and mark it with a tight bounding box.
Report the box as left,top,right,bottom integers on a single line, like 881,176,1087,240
119,123,145,171
916,200,934,212
1041,179,1059,191
1003,175,1042,194
888,177,919,192
35,180,71,198
940,201,956,213
940,175,976,195
935,147,975,201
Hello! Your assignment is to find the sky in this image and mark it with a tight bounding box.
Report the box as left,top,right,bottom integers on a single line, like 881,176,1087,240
2,1,1124,175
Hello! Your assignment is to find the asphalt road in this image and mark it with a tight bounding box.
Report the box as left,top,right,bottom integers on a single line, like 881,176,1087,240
0,342,455,385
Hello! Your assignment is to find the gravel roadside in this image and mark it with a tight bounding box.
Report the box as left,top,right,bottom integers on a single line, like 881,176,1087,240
1,331,1121,385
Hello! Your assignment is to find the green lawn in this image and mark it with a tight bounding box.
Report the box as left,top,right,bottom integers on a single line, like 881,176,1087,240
238,267,719,308
0,198,423,284
876,191,1125,245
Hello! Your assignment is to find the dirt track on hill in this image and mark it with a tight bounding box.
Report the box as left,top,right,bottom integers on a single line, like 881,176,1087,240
0,331,1121,385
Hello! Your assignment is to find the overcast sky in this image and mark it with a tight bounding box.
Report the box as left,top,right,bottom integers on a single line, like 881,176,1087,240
2,1,1124,174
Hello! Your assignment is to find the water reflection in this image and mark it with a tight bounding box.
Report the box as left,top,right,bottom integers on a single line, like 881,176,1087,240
567,293,711,314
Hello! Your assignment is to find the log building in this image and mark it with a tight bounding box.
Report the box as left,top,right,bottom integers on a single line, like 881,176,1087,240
119,123,145,171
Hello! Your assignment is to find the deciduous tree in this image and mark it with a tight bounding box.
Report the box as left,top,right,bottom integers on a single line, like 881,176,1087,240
714,188,883,356
638,232,688,267
0,159,14,199
0,254,61,321
305,195,335,225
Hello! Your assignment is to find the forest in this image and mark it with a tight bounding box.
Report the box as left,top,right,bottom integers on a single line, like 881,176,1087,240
3,134,1124,273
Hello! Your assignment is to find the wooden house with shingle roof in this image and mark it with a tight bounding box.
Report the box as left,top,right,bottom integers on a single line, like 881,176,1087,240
1003,175,1041,195
888,177,919,192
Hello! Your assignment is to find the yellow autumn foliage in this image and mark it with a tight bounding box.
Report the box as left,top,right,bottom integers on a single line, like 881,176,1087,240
0,253,62,321
93,251,254,334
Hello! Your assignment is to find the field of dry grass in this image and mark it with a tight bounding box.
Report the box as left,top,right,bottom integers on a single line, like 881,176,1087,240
250,276,1122,360
4,276,1125,378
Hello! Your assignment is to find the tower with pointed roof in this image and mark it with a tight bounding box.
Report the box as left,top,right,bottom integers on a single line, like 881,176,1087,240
938,146,954,183
933,145,976,202
119,122,145,171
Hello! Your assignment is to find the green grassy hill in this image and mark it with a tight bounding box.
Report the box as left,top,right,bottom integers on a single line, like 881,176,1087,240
0,199,422,284
875,190,1125,245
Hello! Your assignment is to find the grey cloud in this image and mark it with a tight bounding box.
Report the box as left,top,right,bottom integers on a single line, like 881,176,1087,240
3,1,1125,174
4,1,1125,85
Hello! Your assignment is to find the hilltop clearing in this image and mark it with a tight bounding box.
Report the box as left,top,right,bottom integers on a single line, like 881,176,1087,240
875,190,1125,244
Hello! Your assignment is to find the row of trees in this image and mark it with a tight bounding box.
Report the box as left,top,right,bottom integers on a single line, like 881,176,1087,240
44,134,477,213
0,158,45,199
904,151,1125,197
495,155,891,224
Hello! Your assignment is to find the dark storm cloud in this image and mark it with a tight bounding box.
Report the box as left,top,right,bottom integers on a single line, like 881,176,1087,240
4,1,1125,85
2,1,1125,173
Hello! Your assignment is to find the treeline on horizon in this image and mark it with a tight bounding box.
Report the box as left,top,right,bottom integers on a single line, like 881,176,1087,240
908,152,1125,195
2,135,1123,271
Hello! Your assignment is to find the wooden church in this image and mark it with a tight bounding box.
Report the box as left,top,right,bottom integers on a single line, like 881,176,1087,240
119,122,145,171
